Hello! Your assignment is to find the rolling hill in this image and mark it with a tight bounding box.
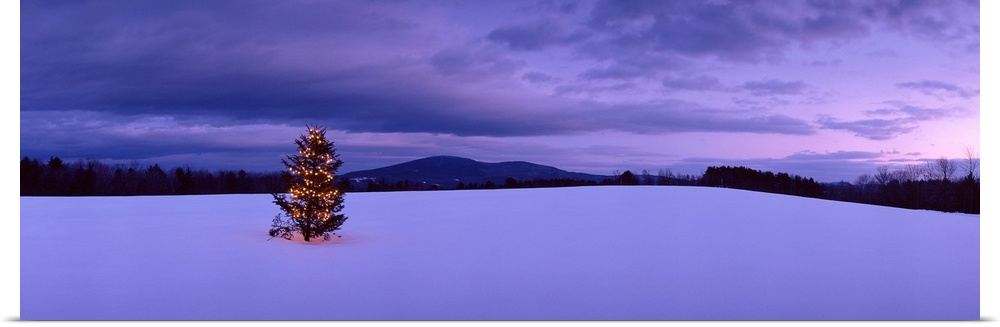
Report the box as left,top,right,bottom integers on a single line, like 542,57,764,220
340,155,608,188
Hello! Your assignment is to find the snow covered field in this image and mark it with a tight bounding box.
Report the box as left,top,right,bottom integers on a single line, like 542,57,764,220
20,186,978,320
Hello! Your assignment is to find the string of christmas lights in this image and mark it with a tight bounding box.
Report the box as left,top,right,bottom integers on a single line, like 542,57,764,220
270,126,348,241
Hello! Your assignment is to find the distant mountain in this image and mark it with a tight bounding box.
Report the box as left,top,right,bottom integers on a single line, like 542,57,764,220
340,155,608,188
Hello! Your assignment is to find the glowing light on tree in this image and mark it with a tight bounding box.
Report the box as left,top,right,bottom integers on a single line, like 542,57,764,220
269,125,348,242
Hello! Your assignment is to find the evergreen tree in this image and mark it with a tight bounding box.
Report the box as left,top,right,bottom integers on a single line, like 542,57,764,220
21,157,42,195
270,126,348,242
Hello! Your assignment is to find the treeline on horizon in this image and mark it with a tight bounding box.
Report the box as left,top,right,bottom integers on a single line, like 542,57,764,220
20,157,284,196
21,156,978,214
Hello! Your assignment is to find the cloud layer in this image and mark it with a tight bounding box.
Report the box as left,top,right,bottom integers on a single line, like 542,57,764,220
20,0,980,180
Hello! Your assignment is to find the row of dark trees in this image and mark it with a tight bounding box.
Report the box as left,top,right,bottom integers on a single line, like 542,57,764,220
352,178,445,192
20,157,284,196
827,157,979,214
21,155,978,214
699,166,825,199
687,157,978,214
462,177,600,190
607,169,701,186
349,177,603,192
355,170,702,192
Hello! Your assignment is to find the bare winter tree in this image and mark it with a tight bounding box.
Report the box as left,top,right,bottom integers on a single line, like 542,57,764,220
890,169,911,183
961,147,980,213
641,169,653,185
934,157,958,182
874,165,893,186
904,164,926,182
855,173,874,191
963,147,979,180
657,168,673,185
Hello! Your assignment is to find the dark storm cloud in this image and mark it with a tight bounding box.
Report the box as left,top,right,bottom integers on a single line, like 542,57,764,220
21,1,419,112
594,101,816,136
22,2,686,140
27,0,823,142
513,0,582,14
860,0,980,47
554,82,638,95
561,0,976,80
574,52,682,81
487,18,577,51
896,80,979,99
521,71,560,84
808,59,843,67
22,1,541,137
20,0,976,172
430,47,526,77
819,101,969,140
893,104,956,120
19,110,293,170
784,150,883,161
817,117,917,140
742,79,808,96
868,102,965,121
583,1,869,61
578,66,653,80
661,75,724,91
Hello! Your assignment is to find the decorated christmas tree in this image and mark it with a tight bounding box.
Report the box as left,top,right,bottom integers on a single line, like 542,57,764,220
269,125,348,242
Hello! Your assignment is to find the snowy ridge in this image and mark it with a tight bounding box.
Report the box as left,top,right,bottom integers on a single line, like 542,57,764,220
20,186,978,320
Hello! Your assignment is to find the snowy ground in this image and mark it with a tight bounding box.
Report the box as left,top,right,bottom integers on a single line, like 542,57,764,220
20,186,979,320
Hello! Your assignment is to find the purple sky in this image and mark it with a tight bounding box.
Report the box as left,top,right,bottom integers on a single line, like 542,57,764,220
19,0,980,182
